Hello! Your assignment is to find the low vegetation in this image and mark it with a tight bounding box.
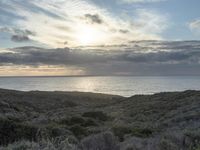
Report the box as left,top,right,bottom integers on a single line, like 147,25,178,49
82,111,109,121
0,89,200,149
0,119,38,145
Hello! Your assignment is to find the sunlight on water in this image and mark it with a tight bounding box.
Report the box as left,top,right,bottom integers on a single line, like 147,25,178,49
74,78,96,92
0,76,200,97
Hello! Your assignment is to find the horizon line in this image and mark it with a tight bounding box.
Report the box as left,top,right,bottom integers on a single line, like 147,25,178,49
0,75,200,78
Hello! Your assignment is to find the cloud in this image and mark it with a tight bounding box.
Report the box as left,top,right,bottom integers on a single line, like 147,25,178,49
11,35,30,42
119,0,165,3
0,26,34,42
84,14,103,24
132,9,169,34
189,19,200,33
0,41,200,75
0,65,84,76
119,29,129,34
0,27,34,36
0,0,169,47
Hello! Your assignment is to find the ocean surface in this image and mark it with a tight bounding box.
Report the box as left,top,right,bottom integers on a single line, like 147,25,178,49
0,76,200,97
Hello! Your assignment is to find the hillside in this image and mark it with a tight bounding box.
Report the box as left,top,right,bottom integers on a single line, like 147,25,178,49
0,89,200,150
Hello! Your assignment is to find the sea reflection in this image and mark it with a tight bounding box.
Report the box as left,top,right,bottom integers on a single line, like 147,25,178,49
0,76,200,97
73,78,97,92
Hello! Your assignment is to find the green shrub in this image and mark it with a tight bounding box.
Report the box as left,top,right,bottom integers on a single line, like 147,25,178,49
59,116,98,128
70,125,88,139
159,138,178,150
185,129,200,150
131,128,153,138
59,116,85,125
82,111,109,121
194,145,200,150
0,119,38,145
44,126,70,139
112,126,131,142
112,126,153,142
68,117,85,125
82,119,98,127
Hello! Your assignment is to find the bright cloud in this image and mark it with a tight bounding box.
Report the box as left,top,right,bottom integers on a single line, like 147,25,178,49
0,0,169,47
0,65,85,76
133,9,169,34
189,19,200,34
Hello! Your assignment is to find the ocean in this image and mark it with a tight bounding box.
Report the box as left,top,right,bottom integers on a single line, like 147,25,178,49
0,76,200,97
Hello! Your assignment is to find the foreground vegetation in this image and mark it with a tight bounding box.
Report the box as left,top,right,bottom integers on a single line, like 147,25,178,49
0,89,200,150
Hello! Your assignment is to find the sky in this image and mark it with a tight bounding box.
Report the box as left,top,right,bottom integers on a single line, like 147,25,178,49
0,0,200,76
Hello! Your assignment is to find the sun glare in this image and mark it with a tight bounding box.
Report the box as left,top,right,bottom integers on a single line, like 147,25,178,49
76,25,105,45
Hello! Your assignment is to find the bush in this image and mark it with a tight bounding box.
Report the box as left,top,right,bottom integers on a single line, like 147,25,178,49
194,145,200,150
184,130,200,150
131,128,153,138
70,125,88,139
112,126,131,142
0,132,119,150
79,132,119,150
82,119,98,127
0,138,78,150
59,116,98,128
112,126,153,142
0,140,40,150
159,138,179,150
0,119,38,146
60,117,84,126
82,111,109,121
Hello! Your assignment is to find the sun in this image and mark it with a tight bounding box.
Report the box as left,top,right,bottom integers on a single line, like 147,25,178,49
76,25,105,45
78,28,95,45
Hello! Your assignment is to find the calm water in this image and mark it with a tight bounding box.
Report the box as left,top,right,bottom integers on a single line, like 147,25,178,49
0,76,200,97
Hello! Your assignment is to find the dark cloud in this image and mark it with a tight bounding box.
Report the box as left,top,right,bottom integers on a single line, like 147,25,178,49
118,50,200,64
0,41,200,75
0,27,34,36
84,14,103,24
11,35,30,42
14,29,35,36
119,29,129,34
0,26,35,42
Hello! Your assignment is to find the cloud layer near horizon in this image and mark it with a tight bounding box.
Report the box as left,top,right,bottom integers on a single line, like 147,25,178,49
1,41,200,76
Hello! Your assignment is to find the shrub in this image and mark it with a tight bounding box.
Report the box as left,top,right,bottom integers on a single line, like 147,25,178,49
79,132,119,150
112,126,153,142
112,126,131,142
82,111,109,121
0,119,38,146
0,140,40,150
0,138,78,150
43,126,71,140
82,119,98,127
184,130,200,150
70,125,88,139
59,116,98,128
194,145,200,150
68,117,85,125
159,138,179,150
131,128,153,138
